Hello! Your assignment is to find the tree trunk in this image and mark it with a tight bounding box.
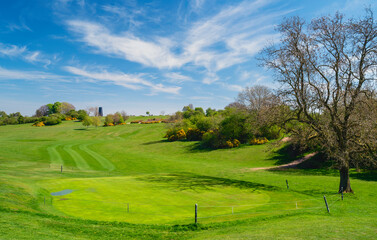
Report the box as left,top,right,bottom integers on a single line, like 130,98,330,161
339,166,353,193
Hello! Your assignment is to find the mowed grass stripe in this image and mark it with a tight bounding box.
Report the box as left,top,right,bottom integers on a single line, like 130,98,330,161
56,144,76,167
63,144,91,170
46,144,64,166
72,144,103,171
80,144,115,171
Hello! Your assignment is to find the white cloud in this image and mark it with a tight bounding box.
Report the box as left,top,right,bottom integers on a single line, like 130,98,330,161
219,82,244,92
240,70,252,81
164,72,193,83
0,43,53,67
65,66,181,94
65,0,290,84
0,66,66,82
66,20,186,69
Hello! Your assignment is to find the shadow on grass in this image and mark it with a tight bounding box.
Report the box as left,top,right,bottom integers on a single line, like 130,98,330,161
267,144,300,166
74,128,89,131
185,141,252,153
142,140,168,145
137,173,279,192
350,170,377,181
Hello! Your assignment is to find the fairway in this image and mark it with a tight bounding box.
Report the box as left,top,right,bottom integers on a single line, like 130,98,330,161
1,121,377,239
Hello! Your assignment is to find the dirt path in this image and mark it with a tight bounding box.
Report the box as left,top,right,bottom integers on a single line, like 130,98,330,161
244,152,317,171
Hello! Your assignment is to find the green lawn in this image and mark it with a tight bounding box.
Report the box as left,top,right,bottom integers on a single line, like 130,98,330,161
0,121,376,239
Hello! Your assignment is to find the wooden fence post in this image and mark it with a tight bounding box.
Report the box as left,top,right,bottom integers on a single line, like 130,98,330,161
195,204,198,224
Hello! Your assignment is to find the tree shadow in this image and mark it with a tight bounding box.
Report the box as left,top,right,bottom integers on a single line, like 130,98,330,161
137,173,279,192
186,142,217,152
142,140,168,145
74,128,89,131
350,170,377,181
267,144,300,166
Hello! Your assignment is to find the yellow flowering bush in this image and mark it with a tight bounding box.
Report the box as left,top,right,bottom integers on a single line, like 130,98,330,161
64,117,77,121
249,137,269,145
186,128,204,141
226,140,234,148
233,139,240,147
33,122,45,127
164,128,186,141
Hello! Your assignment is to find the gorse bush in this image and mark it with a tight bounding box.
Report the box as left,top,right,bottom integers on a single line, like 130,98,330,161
249,137,269,145
186,128,204,141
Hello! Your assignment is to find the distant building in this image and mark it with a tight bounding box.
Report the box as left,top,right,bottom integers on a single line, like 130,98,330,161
99,107,103,117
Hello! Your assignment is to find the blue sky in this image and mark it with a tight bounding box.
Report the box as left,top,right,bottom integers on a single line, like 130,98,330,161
0,0,376,116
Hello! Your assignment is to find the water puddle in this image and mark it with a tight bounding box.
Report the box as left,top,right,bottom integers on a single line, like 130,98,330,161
50,189,73,196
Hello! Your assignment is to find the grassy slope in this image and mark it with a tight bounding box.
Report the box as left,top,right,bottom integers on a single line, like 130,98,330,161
0,121,376,239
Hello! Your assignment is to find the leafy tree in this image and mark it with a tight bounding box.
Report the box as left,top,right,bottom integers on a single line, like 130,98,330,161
261,9,377,192
113,112,124,124
205,108,216,117
52,102,61,114
82,116,93,128
0,111,7,119
104,114,114,126
194,107,205,115
60,102,75,114
91,116,101,128
77,110,88,121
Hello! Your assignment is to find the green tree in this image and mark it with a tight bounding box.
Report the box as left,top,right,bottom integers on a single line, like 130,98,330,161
52,102,62,114
77,110,88,121
91,116,101,128
82,116,92,128
104,114,114,126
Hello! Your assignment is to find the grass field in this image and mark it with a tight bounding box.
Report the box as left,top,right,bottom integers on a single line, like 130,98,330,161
0,120,376,239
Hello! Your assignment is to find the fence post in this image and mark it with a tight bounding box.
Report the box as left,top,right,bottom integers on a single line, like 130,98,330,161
127,203,129,213
286,179,289,189
323,195,330,213
232,206,234,214
44,197,45,205
195,204,198,224
61,165,63,173
296,201,298,209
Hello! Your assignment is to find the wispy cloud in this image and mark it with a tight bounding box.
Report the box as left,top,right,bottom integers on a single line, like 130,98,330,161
65,66,181,94
67,20,185,69
65,0,290,84
0,43,53,67
0,66,66,82
164,72,193,84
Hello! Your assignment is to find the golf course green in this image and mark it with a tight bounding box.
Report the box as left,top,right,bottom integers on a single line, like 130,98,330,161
0,119,376,239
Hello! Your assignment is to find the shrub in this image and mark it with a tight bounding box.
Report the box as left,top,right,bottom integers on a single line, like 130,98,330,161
44,116,62,125
201,130,226,149
186,128,204,141
233,139,240,147
250,137,269,145
32,122,45,127
225,140,234,148
164,128,186,141
219,111,252,143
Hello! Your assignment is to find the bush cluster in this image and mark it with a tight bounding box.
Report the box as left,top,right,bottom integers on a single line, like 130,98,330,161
249,137,269,145
164,104,283,149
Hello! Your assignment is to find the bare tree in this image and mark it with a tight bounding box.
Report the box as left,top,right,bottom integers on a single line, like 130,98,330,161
35,105,49,117
261,9,377,192
88,107,99,117
120,111,129,121
236,85,276,112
